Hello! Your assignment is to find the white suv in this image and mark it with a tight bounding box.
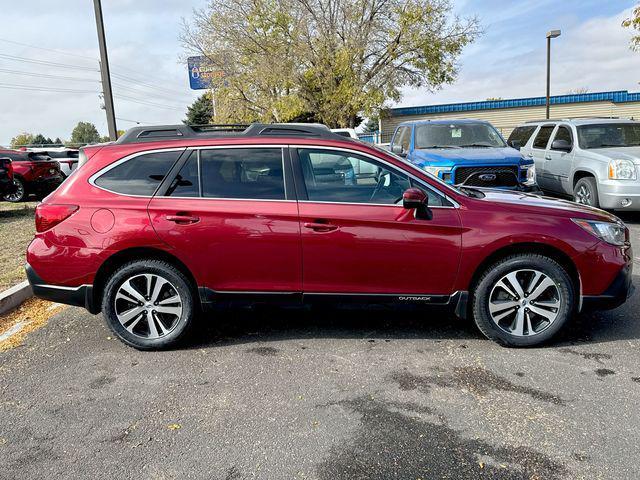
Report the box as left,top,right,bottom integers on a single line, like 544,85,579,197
508,118,640,210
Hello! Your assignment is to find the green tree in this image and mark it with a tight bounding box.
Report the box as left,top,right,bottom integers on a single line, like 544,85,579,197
361,117,379,133
182,0,479,128
31,134,54,146
622,5,640,50
53,137,63,145
10,132,34,148
184,93,215,125
69,122,101,145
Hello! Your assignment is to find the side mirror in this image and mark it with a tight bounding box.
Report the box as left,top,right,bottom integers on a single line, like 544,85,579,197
391,144,407,157
551,139,572,152
508,139,521,150
402,187,432,220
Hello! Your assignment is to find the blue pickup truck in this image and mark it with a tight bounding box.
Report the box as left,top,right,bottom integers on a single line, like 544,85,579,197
389,119,538,190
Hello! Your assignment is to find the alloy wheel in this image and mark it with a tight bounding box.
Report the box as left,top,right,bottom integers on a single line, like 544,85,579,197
575,184,591,205
4,179,24,202
114,273,183,339
488,269,562,337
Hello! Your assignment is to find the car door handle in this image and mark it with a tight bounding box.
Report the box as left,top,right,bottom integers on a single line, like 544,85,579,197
544,155,551,160
526,153,534,158
165,214,200,224
303,222,338,232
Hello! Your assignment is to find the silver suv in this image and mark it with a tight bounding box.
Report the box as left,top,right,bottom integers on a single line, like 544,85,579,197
508,118,640,210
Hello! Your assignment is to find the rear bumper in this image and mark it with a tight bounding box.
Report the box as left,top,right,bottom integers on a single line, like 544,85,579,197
28,175,63,193
26,263,98,313
582,263,634,311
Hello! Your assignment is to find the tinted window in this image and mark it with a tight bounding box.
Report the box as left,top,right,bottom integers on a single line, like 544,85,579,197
200,148,284,200
532,126,555,149
166,152,199,197
576,123,640,149
507,126,536,146
551,126,572,149
299,148,414,205
95,150,181,195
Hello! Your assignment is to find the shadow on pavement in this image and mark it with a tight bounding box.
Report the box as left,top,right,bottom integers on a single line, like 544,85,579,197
184,285,640,350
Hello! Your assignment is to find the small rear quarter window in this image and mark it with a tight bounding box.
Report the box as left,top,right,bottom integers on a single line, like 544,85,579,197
95,150,182,196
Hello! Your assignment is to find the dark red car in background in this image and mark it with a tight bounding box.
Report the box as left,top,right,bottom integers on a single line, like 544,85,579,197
0,149,64,202
0,156,16,198
26,124,633,350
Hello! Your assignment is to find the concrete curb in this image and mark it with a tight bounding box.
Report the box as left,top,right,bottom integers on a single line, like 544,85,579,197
0,281,33,315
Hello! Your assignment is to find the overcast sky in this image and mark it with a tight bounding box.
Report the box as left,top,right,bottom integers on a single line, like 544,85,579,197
0,0,638,145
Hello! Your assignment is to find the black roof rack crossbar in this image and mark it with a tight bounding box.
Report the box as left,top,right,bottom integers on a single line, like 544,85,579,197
116,123,348,144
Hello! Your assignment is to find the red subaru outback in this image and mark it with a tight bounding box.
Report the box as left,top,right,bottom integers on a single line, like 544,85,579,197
26,124,633,350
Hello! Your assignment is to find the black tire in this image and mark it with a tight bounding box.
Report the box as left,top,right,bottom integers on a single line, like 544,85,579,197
573,177,599,208
102,259,195,350
3,177,26,202
471,254,575,347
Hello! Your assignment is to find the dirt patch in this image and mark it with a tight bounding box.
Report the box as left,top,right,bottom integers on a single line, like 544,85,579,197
246,346,279,356
595,368,615,378
390,366,565,405
0,201,37,290
0,298,64,351
558,348,611,364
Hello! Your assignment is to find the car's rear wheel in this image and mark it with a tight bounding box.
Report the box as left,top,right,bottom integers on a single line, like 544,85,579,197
573,177,599,208
472,254,575,347
3,177,25,202
102,259,195,350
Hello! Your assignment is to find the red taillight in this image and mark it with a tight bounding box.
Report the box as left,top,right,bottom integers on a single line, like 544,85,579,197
35,204,79,233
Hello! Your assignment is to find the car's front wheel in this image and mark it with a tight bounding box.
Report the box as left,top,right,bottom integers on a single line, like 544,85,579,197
3,177,26,202
472,254,575,347
102,259,195,350
573,177,599,208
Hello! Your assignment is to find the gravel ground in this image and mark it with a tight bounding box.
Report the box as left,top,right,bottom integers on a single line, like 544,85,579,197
0,214,639,479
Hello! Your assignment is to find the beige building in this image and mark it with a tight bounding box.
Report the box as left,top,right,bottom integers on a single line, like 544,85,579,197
379,90,640,143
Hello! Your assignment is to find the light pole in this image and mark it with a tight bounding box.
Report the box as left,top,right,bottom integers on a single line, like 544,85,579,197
546,29,561,119
93,0,117,140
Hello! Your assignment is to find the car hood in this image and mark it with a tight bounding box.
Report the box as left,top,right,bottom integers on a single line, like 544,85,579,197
411,146,525,167
588,146,640,163
473,188,620,222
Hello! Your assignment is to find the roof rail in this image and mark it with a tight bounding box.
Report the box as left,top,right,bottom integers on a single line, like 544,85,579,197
524,118,568,123
115,123,347,144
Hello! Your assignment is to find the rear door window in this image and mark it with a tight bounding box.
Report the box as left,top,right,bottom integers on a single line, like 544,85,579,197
94,150,182,196
508,126,537,147
532,125,555,149
200,148,285,200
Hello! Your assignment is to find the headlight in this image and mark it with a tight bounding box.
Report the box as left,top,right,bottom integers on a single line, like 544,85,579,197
423,166,452,178
608,159,637,180
523,164,536,185
572,219,627,246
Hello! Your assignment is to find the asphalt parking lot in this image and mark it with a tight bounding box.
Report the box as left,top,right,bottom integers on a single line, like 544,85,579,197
1,215,640,479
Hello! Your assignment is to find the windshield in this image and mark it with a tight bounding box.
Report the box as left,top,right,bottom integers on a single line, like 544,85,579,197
576,123,640,149
415,123,506,149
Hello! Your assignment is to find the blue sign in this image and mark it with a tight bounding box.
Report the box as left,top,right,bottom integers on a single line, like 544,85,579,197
187,56,226,90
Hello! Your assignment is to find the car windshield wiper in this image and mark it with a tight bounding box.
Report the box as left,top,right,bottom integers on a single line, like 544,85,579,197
419,145,461,149
457,144,495,148
457,186,486,198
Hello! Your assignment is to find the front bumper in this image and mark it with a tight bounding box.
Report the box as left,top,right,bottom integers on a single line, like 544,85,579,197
26,263,97,313
582,263,634,311
598,180,640,210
